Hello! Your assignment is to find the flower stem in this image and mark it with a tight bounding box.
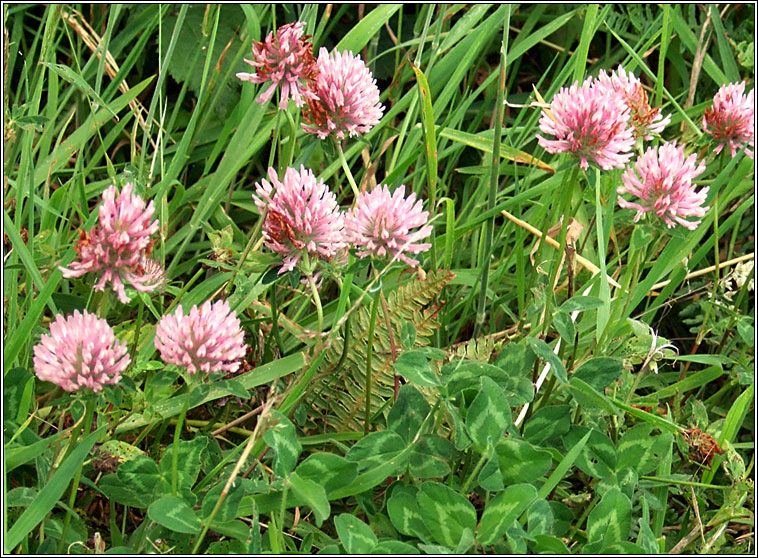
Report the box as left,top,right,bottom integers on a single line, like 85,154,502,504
306,272,324,333
364,288,381,435
58,396,96,553
540,164,579,338
336,140,360,199
172,394,190,496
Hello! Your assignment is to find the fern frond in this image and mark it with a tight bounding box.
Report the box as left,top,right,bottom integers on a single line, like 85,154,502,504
307,270,455,431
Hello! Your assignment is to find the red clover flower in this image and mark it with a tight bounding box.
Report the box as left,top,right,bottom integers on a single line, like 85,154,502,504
236,21,319,110
33,310,130,392
702,81,755,158
60,183,164,304
345,184,432,266
253,166,345,274
302,48,384,140
536,77,635,170
595,65,671,140
617,142,708,230
154,300,247,375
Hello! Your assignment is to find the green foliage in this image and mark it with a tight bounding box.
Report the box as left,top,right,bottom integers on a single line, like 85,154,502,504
4,4,754,555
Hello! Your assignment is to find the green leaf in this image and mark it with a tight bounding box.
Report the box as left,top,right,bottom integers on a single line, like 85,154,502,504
201,480,244,523
466,376,511,452
647,366,724,399
335,513,378,554
563,427,616,480
97,474,151,509
218,378,250,399
445,361,532,405
335,5,402,53
586,487,631,544
537,430,591,500
527,499,553,537
572,358,623,391
478,453,504,492
263,411,302,477
3,367,34,423
4,427,103,553
117,352,305,434
330,444,413,499
616,424,673,476
345,430,408,472
526,337,567,384
558,295,604,313
387,484,432,541
409,435,455,479
41,62,118,118
5,432,63,473
522,405,571,445
115,455,161,506
411,62,438,209
388,384,431,444
416,482,477,548
478,484,538,546
567,376,618,414
288,473,330,527
446,402,473,451
548,501,575,537
147,495,201,534
531,534,571,554
495,341,536,375
496,439,552,485
394,349,443,387
295,453,358,497
439,127,554,173
370,540,421,554
552,312,575,343
703,383,754,484
159,437,208,490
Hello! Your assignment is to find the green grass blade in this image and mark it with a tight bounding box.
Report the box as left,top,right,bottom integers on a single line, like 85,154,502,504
4,427,103,553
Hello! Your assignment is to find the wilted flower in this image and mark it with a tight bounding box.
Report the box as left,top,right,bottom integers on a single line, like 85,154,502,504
236,21,318,110
536,77,635,170
595,66,670,140
60,183,163,304
345,184,432,266
33,310,130,392
253,166,345,273
702,81,755,158
618,142,708,230
154,300,247,375
302,48,384,140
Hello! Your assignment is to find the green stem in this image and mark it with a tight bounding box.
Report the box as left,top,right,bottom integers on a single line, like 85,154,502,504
473,24,508,339
540,165,579,338
461,451,489,495
58,396,96,553
172,394,190,495
270,283,286,355
364,289,381,435
306,271,324,333
336,140,360,199
226,216,264,295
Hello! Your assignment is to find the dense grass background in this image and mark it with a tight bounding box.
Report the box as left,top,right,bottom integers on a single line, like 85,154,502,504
3,4,755,554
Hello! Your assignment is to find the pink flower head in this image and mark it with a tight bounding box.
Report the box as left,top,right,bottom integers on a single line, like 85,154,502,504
60,183,163,303
302,48,384,140
345,184,432,266
595,65,671,140
618,142,709,230
536,77,635,170
154,300,247,375
253,166,345,274
33,310,129,392
703,81,755,158
236,21,318,110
